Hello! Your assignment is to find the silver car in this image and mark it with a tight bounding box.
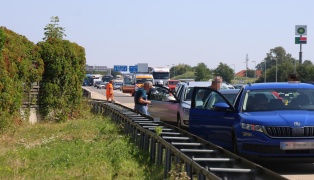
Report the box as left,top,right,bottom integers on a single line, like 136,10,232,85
113,82,123,90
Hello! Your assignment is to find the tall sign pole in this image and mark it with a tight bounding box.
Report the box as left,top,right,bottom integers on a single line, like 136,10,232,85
295,25,307,72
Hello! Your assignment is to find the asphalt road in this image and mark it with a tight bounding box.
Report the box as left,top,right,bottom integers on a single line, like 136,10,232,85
86,86,314,180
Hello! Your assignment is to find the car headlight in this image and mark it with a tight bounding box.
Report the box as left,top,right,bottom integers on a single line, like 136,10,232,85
182,107,190,115
241,123,263,132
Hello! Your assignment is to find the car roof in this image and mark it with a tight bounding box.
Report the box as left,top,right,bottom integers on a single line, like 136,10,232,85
187,81,212,87
219,89,240,94
244,82,314,90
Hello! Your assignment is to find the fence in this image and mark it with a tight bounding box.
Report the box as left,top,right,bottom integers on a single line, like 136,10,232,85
90,100,286,180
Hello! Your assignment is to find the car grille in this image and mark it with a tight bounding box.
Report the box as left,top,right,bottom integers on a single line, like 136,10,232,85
265,126,314,137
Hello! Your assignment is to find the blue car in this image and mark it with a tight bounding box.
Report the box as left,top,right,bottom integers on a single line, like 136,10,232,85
189,82,314,162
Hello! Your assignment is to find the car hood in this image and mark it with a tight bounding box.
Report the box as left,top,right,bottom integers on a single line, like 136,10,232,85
240,111,314,127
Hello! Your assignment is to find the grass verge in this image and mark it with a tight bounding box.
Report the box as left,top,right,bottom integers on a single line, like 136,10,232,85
0,115,163,179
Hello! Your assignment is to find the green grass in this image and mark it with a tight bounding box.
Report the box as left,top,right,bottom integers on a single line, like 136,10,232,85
0,115,163,179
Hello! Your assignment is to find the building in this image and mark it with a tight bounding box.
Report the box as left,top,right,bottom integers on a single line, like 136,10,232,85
235,70,262,78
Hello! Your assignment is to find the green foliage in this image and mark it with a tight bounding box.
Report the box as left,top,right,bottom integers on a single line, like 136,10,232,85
0,27,44,130
155,126,162,135
0,116,163,179
38,39,86,121
170,64,192,78
194,63,211,81
213,62,234,83
43,16,66,40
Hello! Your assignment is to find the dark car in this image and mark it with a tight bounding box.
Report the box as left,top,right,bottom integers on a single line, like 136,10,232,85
189,82,314,162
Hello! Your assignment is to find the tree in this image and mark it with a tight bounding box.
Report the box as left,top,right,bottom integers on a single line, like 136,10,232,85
170,64,192,78
194,63,210,81
213,62,234,83
43,16,66,40
244,69,255,78
38,39,86,121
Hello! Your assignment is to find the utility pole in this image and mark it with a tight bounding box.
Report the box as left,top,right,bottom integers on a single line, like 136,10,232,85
264,59,267,82
172,64,175,79
245,54,249,79
231,64,235,82
252,61,256,78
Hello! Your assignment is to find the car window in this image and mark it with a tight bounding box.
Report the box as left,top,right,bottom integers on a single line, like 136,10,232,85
184,87,194,101
149,86,175,101
203,91,229,110
177,85,185,100
192,88,213,109
242,88,314,112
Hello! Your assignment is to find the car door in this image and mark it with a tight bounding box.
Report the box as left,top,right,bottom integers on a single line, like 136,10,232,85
189,87,237,151
147,86,179,122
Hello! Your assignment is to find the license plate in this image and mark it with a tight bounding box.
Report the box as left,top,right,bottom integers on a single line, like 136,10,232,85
280,142,314,150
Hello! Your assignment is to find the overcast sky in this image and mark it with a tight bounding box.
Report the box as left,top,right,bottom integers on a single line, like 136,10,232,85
1,0,313,73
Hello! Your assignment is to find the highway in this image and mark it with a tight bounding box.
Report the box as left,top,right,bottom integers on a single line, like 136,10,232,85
85,86,314,180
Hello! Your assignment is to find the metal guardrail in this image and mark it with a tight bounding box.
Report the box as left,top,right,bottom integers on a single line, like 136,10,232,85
90,100,286,180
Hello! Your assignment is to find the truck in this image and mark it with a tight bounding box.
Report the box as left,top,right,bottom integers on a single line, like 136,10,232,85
122,74,135,94
131,73,154,96
149,67,170,85
136,63,149,73
102,75,113,83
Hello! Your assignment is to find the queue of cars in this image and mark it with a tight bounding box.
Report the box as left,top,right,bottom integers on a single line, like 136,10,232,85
147,81,237,128
146,81,314,162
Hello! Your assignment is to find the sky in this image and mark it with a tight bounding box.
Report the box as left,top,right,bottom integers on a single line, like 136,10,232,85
1,0,314,73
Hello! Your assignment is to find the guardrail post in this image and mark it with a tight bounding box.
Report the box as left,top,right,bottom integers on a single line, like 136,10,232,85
144,135,150,151
150,138,156,163
164,148,171,179
185,163,193,179
198,173,206,180
157,142,163,165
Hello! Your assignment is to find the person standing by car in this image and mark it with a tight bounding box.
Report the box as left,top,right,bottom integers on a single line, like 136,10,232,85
106,80,114,102
210,76,223,90
134,81,152,115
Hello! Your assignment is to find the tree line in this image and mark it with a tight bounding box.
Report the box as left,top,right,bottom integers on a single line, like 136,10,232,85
0,16,86,130
171,46,313,83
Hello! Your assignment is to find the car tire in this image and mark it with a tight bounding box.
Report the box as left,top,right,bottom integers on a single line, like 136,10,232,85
232,134,239,154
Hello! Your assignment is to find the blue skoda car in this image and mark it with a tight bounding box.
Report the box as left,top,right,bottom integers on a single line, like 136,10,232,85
189,82,314,162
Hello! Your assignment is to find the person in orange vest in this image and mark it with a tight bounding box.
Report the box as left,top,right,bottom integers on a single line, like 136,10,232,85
106,80,114,102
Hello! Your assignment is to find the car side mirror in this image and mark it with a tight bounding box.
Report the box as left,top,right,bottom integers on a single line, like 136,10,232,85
213,102,230,111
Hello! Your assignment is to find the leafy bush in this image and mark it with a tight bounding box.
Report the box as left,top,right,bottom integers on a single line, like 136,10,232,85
38,39,86,121
0,27,44,130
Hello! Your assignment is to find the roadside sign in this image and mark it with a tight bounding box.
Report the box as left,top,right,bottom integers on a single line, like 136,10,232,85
129,66,138,73
295,25,307,36
295,37,307,44
114,65,127,72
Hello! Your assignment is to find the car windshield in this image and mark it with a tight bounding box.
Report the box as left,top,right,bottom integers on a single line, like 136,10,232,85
136,78,153,84
223,93,238,104
124,78,132,84
242,88,314,112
